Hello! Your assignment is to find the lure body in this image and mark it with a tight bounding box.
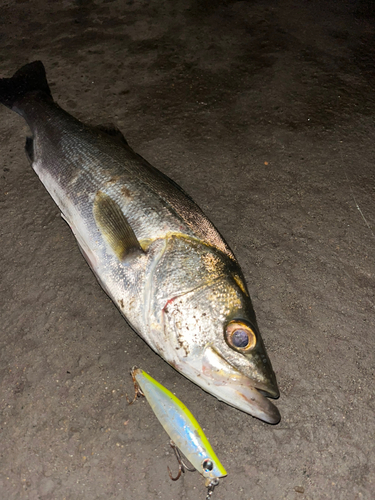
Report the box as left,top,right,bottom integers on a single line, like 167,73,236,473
133,368,227,481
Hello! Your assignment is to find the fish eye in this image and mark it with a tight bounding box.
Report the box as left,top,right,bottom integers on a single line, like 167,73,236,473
232,329,250,348
202,459,214,472
225,321,256,352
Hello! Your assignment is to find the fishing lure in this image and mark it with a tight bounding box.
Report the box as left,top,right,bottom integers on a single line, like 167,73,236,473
130,368,227,498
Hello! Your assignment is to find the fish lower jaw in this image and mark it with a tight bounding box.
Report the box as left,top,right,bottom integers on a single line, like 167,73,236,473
172,358,280,424
203,379,280,424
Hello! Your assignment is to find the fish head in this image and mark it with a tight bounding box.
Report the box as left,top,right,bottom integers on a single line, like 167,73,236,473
161,275,280,424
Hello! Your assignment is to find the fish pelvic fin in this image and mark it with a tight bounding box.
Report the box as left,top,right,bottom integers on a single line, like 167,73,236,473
0,61,52,111
93,190,144,260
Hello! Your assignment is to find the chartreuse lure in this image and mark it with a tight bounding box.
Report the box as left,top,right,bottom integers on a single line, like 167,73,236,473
131,368,227,498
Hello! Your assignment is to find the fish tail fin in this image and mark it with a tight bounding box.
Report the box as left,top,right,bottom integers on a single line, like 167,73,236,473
0,61,52,110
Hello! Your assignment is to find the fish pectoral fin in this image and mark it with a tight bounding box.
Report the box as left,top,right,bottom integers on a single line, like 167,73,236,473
94,124,129,146
93,190,143,260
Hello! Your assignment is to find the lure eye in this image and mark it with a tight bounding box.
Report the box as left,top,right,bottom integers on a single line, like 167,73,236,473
225,321,256,352
202,459,214,472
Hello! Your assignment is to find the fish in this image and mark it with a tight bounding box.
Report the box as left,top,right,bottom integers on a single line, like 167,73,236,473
131,368,227,487
0,61,280,424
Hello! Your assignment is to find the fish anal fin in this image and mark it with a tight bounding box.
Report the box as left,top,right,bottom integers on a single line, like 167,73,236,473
93,190,143,260
94,124,128,146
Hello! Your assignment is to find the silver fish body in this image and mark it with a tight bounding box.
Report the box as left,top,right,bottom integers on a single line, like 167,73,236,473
0,62,280,423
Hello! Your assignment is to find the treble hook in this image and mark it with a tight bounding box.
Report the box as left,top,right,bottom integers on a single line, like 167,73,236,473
168,442,219,499
167,440,196,481
126,366,145,404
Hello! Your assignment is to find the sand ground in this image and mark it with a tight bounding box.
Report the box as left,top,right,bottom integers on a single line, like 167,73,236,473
1,1,374,499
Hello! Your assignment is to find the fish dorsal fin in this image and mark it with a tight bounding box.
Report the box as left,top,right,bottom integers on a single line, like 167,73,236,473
93,191,143,260
94,124,128,146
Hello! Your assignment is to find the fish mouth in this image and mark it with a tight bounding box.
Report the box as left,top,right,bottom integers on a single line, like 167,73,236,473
201,346,281,424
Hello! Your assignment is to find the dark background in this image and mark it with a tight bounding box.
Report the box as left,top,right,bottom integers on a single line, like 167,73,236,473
1,1,374,499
